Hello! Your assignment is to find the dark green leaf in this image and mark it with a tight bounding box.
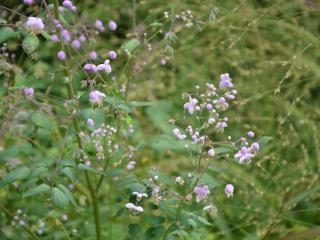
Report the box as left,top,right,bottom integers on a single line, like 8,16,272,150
0,27,17,44
22,34,40,55
0,165,31,187
51,187,69,208
60,167,77,184
128,223,141,236
58,184,77,207
23,183,51,198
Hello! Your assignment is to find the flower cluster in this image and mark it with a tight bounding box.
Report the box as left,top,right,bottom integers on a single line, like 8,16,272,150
25,17,45,34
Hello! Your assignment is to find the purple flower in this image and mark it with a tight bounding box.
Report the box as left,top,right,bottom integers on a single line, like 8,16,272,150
184,96,198,114
71,39,81,49
79,34,86,42
126,161,136,170
234,146,254,163
87,119,94,127
24,0,33,5
208,148,215,157
22,87,34,97
108,51,117,60
194,185,210,203
84,63,97,73
172,128,186,140
89,90,106,105
132,192,148,201
251,142,260,151
219,73,233,89
94,19,105,32
96,60,111,73
247,131,255,138
89,51,97,60
225,184,234,197
61,29,71,42
51,34,59,42
57,50,66,60
160,58,166,65
125,203,143,213
215,122,227,132
108,20,117,31
63,0,73,8
216,97,229,110
26,17,44,33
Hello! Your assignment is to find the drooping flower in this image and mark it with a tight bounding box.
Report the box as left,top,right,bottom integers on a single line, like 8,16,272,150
61,29,71,42
126,161,136,170
108,20,117,31
96,60,111,73
108,51,117,60
89,90,106,105
234,146,254,163
172,128,186,140
95,19,105,32
247,131,255,138
24,0,33,5
184,96,198,114
57,50,66,60
219,73,233,89
26,17,44,33
87,119,94,127
79,34,86,42
71,39,81,49
51,34,59,42
251,142,260,152
84,63,97,73
225,184,234,197
132,192,148,201
215,121,227,132
194,185,210,203
208,148,215,157
125,203,143,213
89,51,97,60
22,87,34,97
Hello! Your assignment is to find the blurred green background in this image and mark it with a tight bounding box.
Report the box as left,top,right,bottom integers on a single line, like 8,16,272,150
1,0,320,239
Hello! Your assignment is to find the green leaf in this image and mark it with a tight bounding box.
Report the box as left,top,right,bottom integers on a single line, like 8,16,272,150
22,34,40,55
258,136,273,147
77,163,106,176
145,226,165,239
31,112,52,130
128,223,141,236
0,27,17,44
40,31,51,40
0,165,31,187
58,184,77,207
60,167,77,184
51,187,69,209
129,101,153,108
23,183,51,198
122,38,141,54
30,166,48,178
215,145,235,155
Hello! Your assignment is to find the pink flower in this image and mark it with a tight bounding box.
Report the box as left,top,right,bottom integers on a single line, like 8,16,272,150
132,192,148,201
79,34,86,42
125,203,143,213
208,148,215,157
219,73,233,89
57,50,66,60
108,51,117,60
173,128,186,140
84,63,97,73
26,17,44,33
24,0,33,5
225,184,234,197
95,19,105,32
51,34,59,42
96,60,111,73
184,96,198,114
247,131,255,138
108,20,117,31
71,39,81,49
127,161,136,170
194,185,210,203
234,146,254,163
89,51,97,60
22,87,34,96
61,29,71,42
87,119,94,127
89,90,106,105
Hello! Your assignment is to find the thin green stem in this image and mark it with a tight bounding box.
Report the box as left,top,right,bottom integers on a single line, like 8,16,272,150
50,1,102,239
